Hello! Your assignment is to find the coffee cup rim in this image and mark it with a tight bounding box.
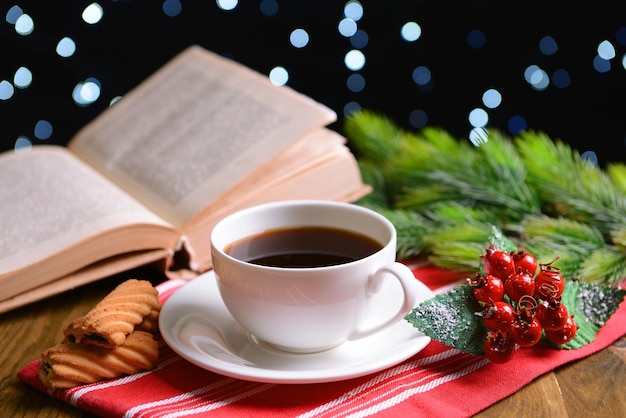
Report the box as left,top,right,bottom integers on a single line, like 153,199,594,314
210,200,396,272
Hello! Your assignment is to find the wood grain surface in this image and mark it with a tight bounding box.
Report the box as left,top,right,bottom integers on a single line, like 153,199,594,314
1,267,624,417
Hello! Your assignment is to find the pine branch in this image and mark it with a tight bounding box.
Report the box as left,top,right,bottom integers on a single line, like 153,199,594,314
516,131,626,234
345,112,424,203
518,215,607,281
610,226,626,251
474,130,540,214
394,128,541,222
373,208,431,259
356,160,394,208
344,110,408,164
424,229,490,272
344,111,626,286
607,162,626,193
421,204,507,271
578,248,626,287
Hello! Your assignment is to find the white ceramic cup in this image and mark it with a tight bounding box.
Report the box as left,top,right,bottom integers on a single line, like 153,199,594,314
210,200,425,353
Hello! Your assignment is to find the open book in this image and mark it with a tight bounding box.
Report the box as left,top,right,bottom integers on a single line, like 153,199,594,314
0,45,370,313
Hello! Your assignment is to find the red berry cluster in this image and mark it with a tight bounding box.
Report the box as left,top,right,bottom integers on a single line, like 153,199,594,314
467,244,577,364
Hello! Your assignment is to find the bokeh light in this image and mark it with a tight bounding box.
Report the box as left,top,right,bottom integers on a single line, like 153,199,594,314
552,69,571,88
409,109,428,129
350,30,368,48
0,80,15,100
401,22,421,42
82,3,103,24
539,36,558,55
339,18,357,37
1,2,624,163
508,116,528,135
14,136,32,152
13,67,32,89
412,66,431,86
14,12,33,35
289,29,309,48
269,66,289,86
344,49,365,71
347,74,365,93
163,0,183,17
482,89,502,109
524,65,550,90
469,108,489,128
260,0,279,16
217,0,238,11
56,37,76,57
469,127,489,146
34,120,53,140
598,40,616,60
467,29,486,49
72,78,101,106
344,1,363,21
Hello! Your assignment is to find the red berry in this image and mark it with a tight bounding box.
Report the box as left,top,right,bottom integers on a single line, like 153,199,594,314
468,273,505,304
510,308,543,347
509,298,543,347
534,260,564,299
482,300,516,332
481,244,515,281
545,316,577,345
504,268,536,303
511,250,538,277
536,297,569,331
483,330,516,363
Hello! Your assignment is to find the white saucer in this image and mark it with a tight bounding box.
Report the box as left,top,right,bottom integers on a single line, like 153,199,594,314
159,271,433,384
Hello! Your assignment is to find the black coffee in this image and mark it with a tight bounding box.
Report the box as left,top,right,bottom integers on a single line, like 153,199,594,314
225,226,383,268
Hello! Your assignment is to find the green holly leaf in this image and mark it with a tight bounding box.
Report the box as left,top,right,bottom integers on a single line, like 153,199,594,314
556,281,626,349
405,281,626,355
405,284,488,355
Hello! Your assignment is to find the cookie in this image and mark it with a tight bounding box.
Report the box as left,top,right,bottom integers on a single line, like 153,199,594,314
64,279,161,348
39,330,159,390
135,307,161,334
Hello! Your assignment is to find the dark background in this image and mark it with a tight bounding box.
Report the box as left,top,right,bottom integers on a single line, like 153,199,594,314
2,0,625,165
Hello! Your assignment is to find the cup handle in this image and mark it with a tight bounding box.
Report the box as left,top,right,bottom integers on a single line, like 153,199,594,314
348,262,426,340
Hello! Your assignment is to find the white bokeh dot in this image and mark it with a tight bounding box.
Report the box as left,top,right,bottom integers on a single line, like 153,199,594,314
401,22,421,42
482,89,502,109
344,1,363,21
217,0,238,11
56,37,76,57
344,49,365,71
290,29,309,48
14,67,33,88
468,107,489,128
0,80,15,100
15,13,34,35
73,78,101,106
269,66,289,86
82,3,103,24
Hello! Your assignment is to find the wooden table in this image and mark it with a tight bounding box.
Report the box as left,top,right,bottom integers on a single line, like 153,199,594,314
1,266,625,417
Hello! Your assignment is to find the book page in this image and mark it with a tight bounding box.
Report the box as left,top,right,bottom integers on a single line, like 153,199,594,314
185,128,351,225
0,146,174,276
69,45,337,229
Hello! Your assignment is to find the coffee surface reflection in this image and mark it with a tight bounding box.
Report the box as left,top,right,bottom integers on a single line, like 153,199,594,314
225,226,383,268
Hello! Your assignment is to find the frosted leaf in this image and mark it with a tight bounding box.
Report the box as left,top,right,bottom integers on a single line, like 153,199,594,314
406,285,488,355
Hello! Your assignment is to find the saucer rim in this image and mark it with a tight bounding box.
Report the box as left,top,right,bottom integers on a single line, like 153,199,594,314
159,271,433,384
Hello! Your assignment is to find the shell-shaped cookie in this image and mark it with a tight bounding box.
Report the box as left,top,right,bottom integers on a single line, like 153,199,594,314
64,279,161,348
39,330,159,389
